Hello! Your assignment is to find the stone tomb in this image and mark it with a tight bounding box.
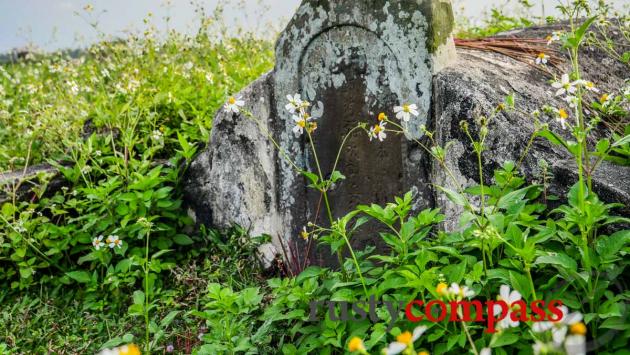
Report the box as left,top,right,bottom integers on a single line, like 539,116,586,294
185,0,457,266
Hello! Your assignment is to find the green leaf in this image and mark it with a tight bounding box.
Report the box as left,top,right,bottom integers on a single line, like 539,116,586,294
509,271,533,300
574,16,597,45
301,170,319,186
596,230,630,261
491,331,519,347
436,186,468,207
600,316,630,330
132,290,145,305
538,129,569,150
173,234,194,245
296,266,324,284
612,134,630,148
65,271,92,283
160,310,180,328
330,289,355,302
329,170,346,183
497,186,533,209
534,253,577,272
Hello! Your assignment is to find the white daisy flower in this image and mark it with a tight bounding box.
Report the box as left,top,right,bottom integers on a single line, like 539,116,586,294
92,235,105,250
285,94,302,114
480,348,491,355
393,103,419,122
575,79,600,93
106,235,123,249
493,285,522,329
535,53,549,65
369,121,387,142
554,108,570,130
292,115,307,136
532,305,583,345
224,96,245,113
546,32,561,45
551,74,576,96
448,282,475,299
382,326,426,355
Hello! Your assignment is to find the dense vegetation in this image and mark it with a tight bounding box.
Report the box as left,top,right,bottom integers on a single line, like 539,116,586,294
1,1,629,354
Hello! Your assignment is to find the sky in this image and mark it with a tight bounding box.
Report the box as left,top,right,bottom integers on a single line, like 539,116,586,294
0,0,628,53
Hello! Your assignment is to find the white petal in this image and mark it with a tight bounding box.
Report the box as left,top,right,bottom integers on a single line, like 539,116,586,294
551,82,562,89
564,335,586,355
480,347,492,355
384,342,406,355
412,326,427,341
532,321,552,332
564,312,583,325
509,290,522,303
552,326,568,345
393,106,403,113
409,104,418,110
561,74,570,83
499,285,510,301
410,109,419,117
555,88,566,96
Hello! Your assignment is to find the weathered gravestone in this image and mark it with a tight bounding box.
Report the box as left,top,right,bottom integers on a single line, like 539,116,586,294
184,0,457,267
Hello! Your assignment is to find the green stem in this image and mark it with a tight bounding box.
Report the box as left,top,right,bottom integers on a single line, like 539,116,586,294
144,230,151,354
525,265,538,301
460,310,479,355
341,231,368,297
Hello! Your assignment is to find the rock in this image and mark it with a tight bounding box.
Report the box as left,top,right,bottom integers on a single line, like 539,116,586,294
184,72,284,240
0,164,66,205
431,24,630,229
185,0,458,267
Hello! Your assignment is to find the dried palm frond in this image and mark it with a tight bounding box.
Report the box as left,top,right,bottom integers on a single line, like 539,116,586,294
454,37,563,71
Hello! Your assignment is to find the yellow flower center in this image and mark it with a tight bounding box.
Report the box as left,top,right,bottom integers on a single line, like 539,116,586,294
600,94,609,102
378,112,387,121
373,124,382,134
396,331,413,345
119,344,141,355
419,352,430,355
570,322,587,336
228,97,236,104
403,104,410,113
114,239,121,245
586,81,594,88
297,120,306,128
348,337,365,352
558,109,568,119
538,53,546,59
436,282,448,295
546,35,552,41
300,230,309,240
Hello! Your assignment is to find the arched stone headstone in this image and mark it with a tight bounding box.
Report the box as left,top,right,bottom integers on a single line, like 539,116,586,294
184,0,457,268
273,0,456,264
